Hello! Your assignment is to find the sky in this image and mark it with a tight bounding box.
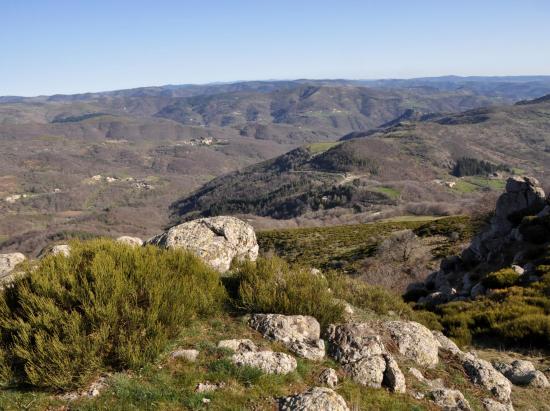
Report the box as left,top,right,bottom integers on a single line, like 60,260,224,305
1,0,550,96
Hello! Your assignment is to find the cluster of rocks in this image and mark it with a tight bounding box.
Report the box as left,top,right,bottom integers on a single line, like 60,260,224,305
410,176,549,305
0,215,260,286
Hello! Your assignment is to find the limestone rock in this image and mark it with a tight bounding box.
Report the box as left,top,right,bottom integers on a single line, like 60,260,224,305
326,323,386,364
493,359,549,388
432,330,463,357
232,351,297,374
116,236,143,247
0,252,26,280
343,355,386,388
217,339,257,353
51,244,71,257
481,398,515,411
195,381,225,393
279,387,349,411
147,216,258,272
383,354,406,393
382,321,439,367
318,368,338,388
170,349,199,362
463,353,512,402
249,314,325,360
428,388,471,411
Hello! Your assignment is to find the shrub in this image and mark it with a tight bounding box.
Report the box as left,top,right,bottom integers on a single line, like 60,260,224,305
232,257,345,328
0,239,226,390
482,268,519,289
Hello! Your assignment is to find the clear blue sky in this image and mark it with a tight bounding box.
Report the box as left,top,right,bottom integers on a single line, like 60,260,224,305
1,0,549,96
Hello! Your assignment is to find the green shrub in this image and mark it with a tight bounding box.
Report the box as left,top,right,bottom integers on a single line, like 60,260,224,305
232,257,345,328
482,268,519,289
0,239,226,390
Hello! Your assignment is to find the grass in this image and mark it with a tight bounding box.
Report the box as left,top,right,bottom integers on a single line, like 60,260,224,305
305,141,340,155
453,176,506,193
257,216,472,274
369,186,401,200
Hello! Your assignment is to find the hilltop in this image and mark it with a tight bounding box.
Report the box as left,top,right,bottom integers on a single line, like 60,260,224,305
171,94,550,226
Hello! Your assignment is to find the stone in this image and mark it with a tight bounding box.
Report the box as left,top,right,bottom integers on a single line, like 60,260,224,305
146,216,258,272
232,351,297,374
249,314,325,360
493,359,549,388
511,265,524,275
409,367,445,388
462,353,512,403
432,330,463,357
279,387,349,411
217,339,257,353
382,321,439,367
170,349,199,362
195,381,225,393
481,398,515,411
343,355,386,388
428,388,471,411
50,244,71,257
383,354,406,393
326,323,386,364
318,368,338,388
116,236,144,247
0,252,26,279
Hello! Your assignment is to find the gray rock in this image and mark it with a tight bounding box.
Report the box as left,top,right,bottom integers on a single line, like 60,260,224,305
432,330,463,357
147,216,258,272
217,339,257,353
383,354,406,393
343,355,386,388
249,314,325,360
409,367,445,388
318,368,338,388
170,349,199,362
481,398,515,411
279,387,349,411
0,252,26,280
326,323,386,364
116,236,143,247
232,351,297,374
462,353,512,402
493,359,549,388
195,381,225,393
51,244,71,257
428,388,472,411
382,321,439,367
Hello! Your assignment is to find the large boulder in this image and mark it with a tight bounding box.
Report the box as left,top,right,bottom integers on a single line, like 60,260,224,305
116,236,143,247
279,387,349,411
0,252,26,281
231,351,296,374
249,314,325,361
343,355,386,388
462,353,512,403
382,321,439,367
493,359,549,388
146,216,258,272
326,323,386,364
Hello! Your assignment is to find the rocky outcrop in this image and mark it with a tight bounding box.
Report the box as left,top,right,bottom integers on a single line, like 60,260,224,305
147,216,258,272
414,176,548,305
462,353,512,403
432,330,463,357
116,236,143,247
382,321,439,367
249,314,325,360
493,359,549,388
326,323,385,364
217,339,257,353
481,398,515,411
232,351,297,374
279,387,349,411
318,368,338,388
0,252,26,281
343,355,386,388
427,388,471,411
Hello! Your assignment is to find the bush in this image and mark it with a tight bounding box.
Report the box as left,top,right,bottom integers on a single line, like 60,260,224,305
232,257,345,328
0,239,226,390
482,268,519,289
